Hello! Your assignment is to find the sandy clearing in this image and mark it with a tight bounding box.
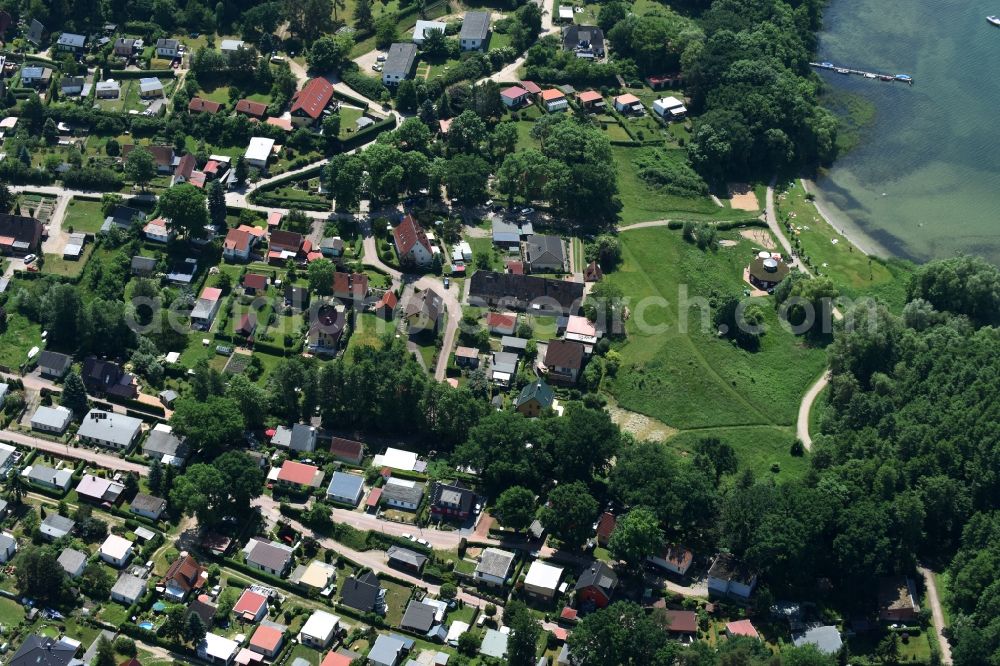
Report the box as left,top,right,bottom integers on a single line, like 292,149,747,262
728,183,760,211
739,228,776,249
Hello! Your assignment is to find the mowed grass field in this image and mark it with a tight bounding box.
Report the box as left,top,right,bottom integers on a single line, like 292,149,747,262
605,228,829,432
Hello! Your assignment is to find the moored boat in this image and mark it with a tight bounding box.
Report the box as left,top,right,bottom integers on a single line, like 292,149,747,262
895,74,913,83
835,67,850,74
988,15,1000,27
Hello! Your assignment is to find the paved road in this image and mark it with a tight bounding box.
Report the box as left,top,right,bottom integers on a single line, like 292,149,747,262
482,0,557,84
919,566,953,665
0,429,149,475
796,371,829,451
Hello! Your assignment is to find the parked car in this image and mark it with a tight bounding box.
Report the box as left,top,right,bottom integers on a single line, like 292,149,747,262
23,254,37,264
443,277,451,288
376,53,387,62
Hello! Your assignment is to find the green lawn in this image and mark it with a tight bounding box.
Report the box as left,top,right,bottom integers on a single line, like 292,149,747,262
382,580,413,627
465,236,506,271
42,244,95,277
345,312,387,360
0,596,24,625
488,32,512,50
64,198,107,233
287,644,321,666
0,313,43,368
605,228,829,432
666,425,809,481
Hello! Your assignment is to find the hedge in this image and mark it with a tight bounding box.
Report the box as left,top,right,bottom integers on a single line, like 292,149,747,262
251,196,330,212
106,69,177,80
333,89,371,110
337,116,397,151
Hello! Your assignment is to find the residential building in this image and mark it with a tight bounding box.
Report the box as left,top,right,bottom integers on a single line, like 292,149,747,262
26,19,46,46
726,620,760,640
455,346,479,368
28,465,73,493
707,553,757,600
307,304,347,354
77,410,142,449
595,511,616,546
371,447,423,472
189,97,223,114
648,544,694,576
235,99,268,119
290,560,335,591
524,561,563,600
474,548,515,587
155,38,179,58
577,90,604,110
111,573,146,605
81,356,138,399
374,290,398,320
540,89,568,112
380,479,424,510
469,270,583,315
223,227,254,262
490,351,519,386
584,261,603,282
329,437,365,465
269,229,303,263
100,534,134,567
114,38,137,57
575,561,618,609
386,546,428,574
75,474,125,505
191,286,223,329
515,381,554,417
368,634,407,666
9,636,82,666
326,472,365,506
158,389,178,407
298,611,340,649
319,236,345,257
130,493,167,520
233,588,269,622
94,79,120,99
562,25,605,59
131,256,157,276
412,20,446,44
382,42,418,85
163,553,206,601
271,423,317,452
491,218,533,247
401,600,437,634
246,538,294,576
57,548,87,578
430,482,476,521
198,634,239,666
102,205,145,233
290,78,335,127
242,273,268,295
173,153,197,185
524,234,566,272
0,532,16,564
0,213,43,256
652,95,687,119
393,214,433,267
276,460,325,488
479,629,508,660
878,577,920,622
284,285,309,311
248,624,285,659
564,315,599,345
138,77,164,97
544,340,585,384
486,311,517,335
459,11,490,50
60,76,84,95
663,610,698,641
244,136,275,170
30,405,73,434
613,93,643,114
20,65,52,87
56,32,86,53
142,217,173,242
792,626,843,655
340,571,382,614
220,39,245,53
39,513,74,540
143,424,188,465
404,289,443,333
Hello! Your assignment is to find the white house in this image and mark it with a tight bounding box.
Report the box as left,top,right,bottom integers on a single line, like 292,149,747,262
155,38,180,58
393,215,433,268
412,20,446,45
381,478,424,511
459,12,490,51
474,548,515,587
298,610,340,649
138,77,164,98
707,553,757,600
220,39,245,53
613,93,643,114
111,572,146,605
58,548,87,578
95,80,121,99
142,217,173,243
244,136,275,170
100,534,134,568
30,405,72,434
198,633,239,666
523,560,563,600
652,96,687,119
77,410,143,450
648,544,694,576
326,472,365,506
541,89,568,112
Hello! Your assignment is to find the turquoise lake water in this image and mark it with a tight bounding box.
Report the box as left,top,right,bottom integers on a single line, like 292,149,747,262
813,0,1000,263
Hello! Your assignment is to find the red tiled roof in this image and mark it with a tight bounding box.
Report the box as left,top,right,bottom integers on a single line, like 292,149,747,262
291,78,334,120
540,89,565,101
486,312,516,329
366,487,382,507
270,229,303,253
520,80,541,94
560,607,578,621
237,224,267,238
438,118,452,134
726,620,759,639
596,512,616,539
237,313,255,335
233,589,267,617
329,437,364,460
502,86,528,99
615,93,640,105
203,160,221,174
376,291,398,310
393,214,432,257
506,260,524,275
189,171,207,188
174,153,196,179
664,610,697,634
163,554,205,594
267,211,283,227
320,653,354,666
266,117,293,131
249,625,283,652
200,287,222,301
189,97,223,114
243,273,268,290
224,228,252,253
236,99,268,118
578,90,602,103
277,460,319,485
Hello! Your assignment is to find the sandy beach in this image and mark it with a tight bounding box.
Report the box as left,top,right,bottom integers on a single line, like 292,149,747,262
800,178,890,259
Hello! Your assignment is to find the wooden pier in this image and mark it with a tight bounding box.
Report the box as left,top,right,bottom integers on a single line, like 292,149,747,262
810,62,913,85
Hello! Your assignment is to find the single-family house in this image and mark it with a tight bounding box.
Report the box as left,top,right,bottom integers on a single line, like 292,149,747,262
386,546,428,574
525,234,566,273
75,474,125,505
380,479,425,510
244,136,275,170
382,42,418,85
404,289,443,333
99,534,134,567
155,38,180,58
56,33,86,54
454,346,479,368
30,405,73,434
276,460,325,489
233,588,269,622
326,472,365,506
235,99,268,119
515,380,554,417
284,285,309,311
191,286,223,329
401,600,437,634
490,351,519,386
163,553,206,601
726,619,760,640
290,560,336,591
290,77,335,127
198,634,239,666
299,611,341,649
486,311,517,335
61,76,85,96
142,217,173,243
58,548,88,578
340,571,382,614
368,634,407,666
524,561,563,600
223,227,254,262
143,424,188,465
562,25,605,59
393,214,433,267
246,539,294,577
707,553,757,600
189,97,223,115
104,205,146,234
480,630,508,660
474,548,515,587
747,254,790,290
544,340,585,384
878,577,920,622
375,290,399,320
307,303,347,354
77,410,142,450
575,561,617,609
26,19,46,46
584,261,603,282
138,77,164,98
248,624,285,659
242,273,268,295
540,89,568,112
332,271,369,301
613,93,643,115
792,626,843,655
95,79,121,98
371,447,423,472
19,65,52,87
329,437,365,465
269,229,303,263
9,637,80,666
663,610,698,641
648,544,694,576
430,482,476,521
111,573,146,605
652,95,687,119
577,90,604,110
39,513,75,540
412,20,446,44
81,356,138,399
459,11,490,50
28,465,73,494
0,532,17,564
220,39,245,53
130,493,167,520
131,256,157,276
271,423,317,452
491,219,533,248
0,212,43,256
319,236,345,257
595,511,616,546
114,38,137,57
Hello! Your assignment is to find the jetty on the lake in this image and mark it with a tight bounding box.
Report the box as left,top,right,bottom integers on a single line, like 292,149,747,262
810,61,913,85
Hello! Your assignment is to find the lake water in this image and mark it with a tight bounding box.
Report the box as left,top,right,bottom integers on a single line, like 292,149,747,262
812,0,1000,264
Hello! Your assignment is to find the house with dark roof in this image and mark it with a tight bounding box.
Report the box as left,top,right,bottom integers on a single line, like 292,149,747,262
189,97,223,115
0,213,43,256
474,548,515,587
469,270,583,315
103,205,146,233
340,571,382,614
404,289,443,333
307,304,347,354
430,482,476,521
382,43,418,85
562,25,605,59
707,553,757,600
584,261,603,282
747,255,790,291
380,479,424,510
155,38,179,57
648,544,694,576
284,285,309,311
393,215,433,267
291,78,335,127
37,350,72,378
271,423,317,452
56,32,86,53
524,235,566,273
131,256,157,276
235,99,268,119
246,539,294,577
400,600,437,633
130,493,167,521
575,561,617,609
386,546,428,574
662,610,698,640
332,271,369,301
162,553,206,601
544,340,585,384
459,11,490,50
878,576,920,622
269,229,304,263
20,65,52,87
143,424,188,465
9,636,83,666
515,380,554,417
81,356,138,400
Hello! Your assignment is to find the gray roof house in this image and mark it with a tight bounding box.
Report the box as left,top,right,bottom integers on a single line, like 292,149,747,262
30,405,73,434
57,548,88,577
60,76,85,95
111,572,147,605
459,12,490,50
103,205,146,232
325,472,365,506
400,600,437,633
9,636,83,666
491,219,533,246
792,626,843,655
246,539,294,576
524,234,566,273
130,493,167,520
131,256,157,275
382,42,417,85
0,382,7,407
143,425,188,464
386,546,428,573
27,464,73,492
368,634,407,666
56,32,86,52
40,514,75,540
474,548,515,586
26,19,45,45
380,480,425,510
37,350,73,378
271,423,317,452
0,532,17,564
77,410,143,449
